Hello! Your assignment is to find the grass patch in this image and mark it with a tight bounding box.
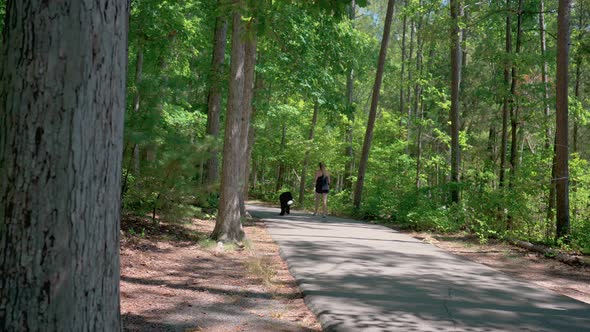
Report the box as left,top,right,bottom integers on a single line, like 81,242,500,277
246,256,277,286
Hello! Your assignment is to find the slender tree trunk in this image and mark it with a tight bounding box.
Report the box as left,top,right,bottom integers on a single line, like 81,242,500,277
540,0,552,151
555,0,571,240
573,56,581,155
0,1,128,330
353,0,396,209
415,100,425,188
508,0,523,190
132,47,144,176
211,4,246,243
500,0,512,188
343,0,356,192
540,0,555,236
407,19,415,118
400,0,407,116
245,76,262,198
299,101,320,204
205,7,228,185
239,18,258,218
276,123,287,192
449,0,463,204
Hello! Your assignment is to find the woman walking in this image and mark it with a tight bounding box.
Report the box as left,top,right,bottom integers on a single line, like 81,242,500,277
314,162,330,218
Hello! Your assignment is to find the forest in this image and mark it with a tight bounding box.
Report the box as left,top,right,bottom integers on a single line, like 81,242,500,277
116,0,590,253
1,0,589,329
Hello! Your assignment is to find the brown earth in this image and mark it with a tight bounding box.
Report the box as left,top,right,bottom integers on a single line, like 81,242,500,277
120,215,321,332
408,231,590,304
120,213,590,332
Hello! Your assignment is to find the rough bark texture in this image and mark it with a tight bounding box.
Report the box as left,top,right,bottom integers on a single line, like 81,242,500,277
205,10,228,185
449,0,462,204
239,18,257,218
555,0,571,239
211,6,245,243
299,101,319,204
353,0,396,209
0,0,128,330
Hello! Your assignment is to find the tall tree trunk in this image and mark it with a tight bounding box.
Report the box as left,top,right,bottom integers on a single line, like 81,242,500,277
132,47,144,176
540,0,551,151
299,99,320,204
540,0,555,235
205,7,228,185
239,17,258,218
400,0,407,116
276,123,287,192
407,19,415,118
0,1,128,330
555,0,571,240
353,0,396,209
509,0,523,189
414,4,425,188
299,101,320,204
343,0,356,192
500,0,512,188
211,4,246,243
449,0,463,204
573,54,581,155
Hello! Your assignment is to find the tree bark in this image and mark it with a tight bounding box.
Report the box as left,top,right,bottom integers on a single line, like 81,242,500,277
276,123,287,192
499,0,512,188
299,101,320,204
205,6,228,185
555,0,571,240
239,17,257,218
211,4,246,243
0,1,128,330
343,0,356,192
508,0,523,189
400,0,407,116
132,47,144,176
540,0,551,151
353,0,396,209
449,0,463,204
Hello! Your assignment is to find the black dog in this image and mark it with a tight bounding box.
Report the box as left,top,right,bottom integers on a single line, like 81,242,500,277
279,192,294,216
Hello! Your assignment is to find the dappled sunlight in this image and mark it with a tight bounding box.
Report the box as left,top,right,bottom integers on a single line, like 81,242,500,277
247,204,590,331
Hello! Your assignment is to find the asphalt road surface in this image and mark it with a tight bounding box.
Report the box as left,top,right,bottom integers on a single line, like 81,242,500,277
247,204,590,332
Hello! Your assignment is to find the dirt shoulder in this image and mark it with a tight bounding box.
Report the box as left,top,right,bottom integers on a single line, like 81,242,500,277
120,216,321,332
406,231,590,304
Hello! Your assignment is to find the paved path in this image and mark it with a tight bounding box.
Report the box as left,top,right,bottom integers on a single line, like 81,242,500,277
247,204,590,332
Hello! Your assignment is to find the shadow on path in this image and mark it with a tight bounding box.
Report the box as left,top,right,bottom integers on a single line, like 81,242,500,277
248,204,590,332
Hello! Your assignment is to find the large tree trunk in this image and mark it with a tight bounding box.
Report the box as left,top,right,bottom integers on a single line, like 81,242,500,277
0,1,128,330
299,100,320,204
449,0,462,204
205,6,228,185
239,17,258,218
353,0,396,209
499,0,512,188
211,4,246,243
555,0,571,240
